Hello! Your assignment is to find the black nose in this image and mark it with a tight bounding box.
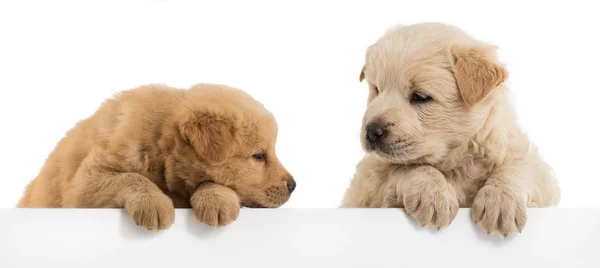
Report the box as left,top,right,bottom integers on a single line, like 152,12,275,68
287,179,296,194
366,122,388,143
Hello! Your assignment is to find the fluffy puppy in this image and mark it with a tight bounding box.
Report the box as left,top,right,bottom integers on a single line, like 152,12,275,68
341,23,560,237
18,83,296,231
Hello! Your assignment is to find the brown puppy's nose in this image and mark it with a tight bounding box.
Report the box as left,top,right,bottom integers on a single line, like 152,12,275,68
366,122,388,144
287,179,296,194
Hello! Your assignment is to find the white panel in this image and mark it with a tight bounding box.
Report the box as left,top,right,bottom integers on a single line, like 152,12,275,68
1,208,599,268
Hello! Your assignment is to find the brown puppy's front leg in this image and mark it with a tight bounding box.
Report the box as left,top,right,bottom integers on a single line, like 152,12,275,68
64,169,175,231
190,182,240,227
399,166,459,230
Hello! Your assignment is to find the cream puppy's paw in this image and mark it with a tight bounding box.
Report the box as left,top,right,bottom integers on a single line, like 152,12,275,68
471,185,527,237
403,167,459,230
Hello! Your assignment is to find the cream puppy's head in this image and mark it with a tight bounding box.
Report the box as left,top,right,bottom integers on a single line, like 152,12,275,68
359,23,508,164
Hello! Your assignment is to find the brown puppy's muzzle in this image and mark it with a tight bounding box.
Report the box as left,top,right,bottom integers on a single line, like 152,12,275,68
252,175,295,208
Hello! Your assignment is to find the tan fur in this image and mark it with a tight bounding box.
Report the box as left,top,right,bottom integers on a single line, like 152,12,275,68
342,23,560,237
450,43,508,107
18,83,295,231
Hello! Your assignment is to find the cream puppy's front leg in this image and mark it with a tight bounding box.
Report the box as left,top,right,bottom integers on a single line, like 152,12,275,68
397,166,459,230
471,165,529,237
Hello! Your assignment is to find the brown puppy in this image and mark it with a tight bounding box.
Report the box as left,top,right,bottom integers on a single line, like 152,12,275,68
341,23,560,237
18,83,295,231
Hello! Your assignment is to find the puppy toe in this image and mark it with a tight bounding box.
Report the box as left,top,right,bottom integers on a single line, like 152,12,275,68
415,204,435,227
515,206,527,233
498,212,517,237
217,207,239,226
432,203,454,229
480,208,500,235
471,202,485,224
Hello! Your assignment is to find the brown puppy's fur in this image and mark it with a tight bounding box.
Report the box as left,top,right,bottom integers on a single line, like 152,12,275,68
342,23,560,237
18,83,295,231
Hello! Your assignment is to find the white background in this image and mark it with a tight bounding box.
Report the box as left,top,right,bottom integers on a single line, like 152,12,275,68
0,0,598,208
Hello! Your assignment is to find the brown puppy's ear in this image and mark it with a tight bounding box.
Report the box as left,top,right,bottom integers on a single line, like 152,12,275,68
359,65,366,82
179,112,235,164
449,43,508,107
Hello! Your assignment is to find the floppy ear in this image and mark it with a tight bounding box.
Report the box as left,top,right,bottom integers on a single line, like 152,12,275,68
179,112,235,164
449,43,508,107
359,65,366,82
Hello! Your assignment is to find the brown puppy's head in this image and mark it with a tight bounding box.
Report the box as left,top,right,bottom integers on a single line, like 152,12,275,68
359,23,508,164
178,84,294,208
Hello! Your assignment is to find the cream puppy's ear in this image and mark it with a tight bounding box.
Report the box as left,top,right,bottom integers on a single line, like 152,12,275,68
179,111,235,165
359,65,366,82
449,43,508,107
360,43,377,83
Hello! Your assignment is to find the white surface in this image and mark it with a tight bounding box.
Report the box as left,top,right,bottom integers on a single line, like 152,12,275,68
1,208,599,268
1,1,600,209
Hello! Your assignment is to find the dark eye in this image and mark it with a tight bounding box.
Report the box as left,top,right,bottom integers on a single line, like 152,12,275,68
410,92,432,103
252,154,266,161
372,85,379,95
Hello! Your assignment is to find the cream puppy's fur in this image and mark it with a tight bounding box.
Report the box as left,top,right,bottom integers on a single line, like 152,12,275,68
341,23,560,236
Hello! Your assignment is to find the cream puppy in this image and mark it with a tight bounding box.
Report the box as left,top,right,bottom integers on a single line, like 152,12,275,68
341,23,560,237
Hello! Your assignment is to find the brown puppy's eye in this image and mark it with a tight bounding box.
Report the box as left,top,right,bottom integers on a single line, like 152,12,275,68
410,92,432,104
252,154,266,161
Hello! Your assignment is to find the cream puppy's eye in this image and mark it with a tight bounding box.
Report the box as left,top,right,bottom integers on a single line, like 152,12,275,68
410,92,432,104
372,85,379,94
252,154,266,161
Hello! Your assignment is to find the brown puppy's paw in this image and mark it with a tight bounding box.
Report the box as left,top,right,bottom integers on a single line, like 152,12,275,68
471,185,527,237
191,184,240,227
125,192,176,231
403,178,459,230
